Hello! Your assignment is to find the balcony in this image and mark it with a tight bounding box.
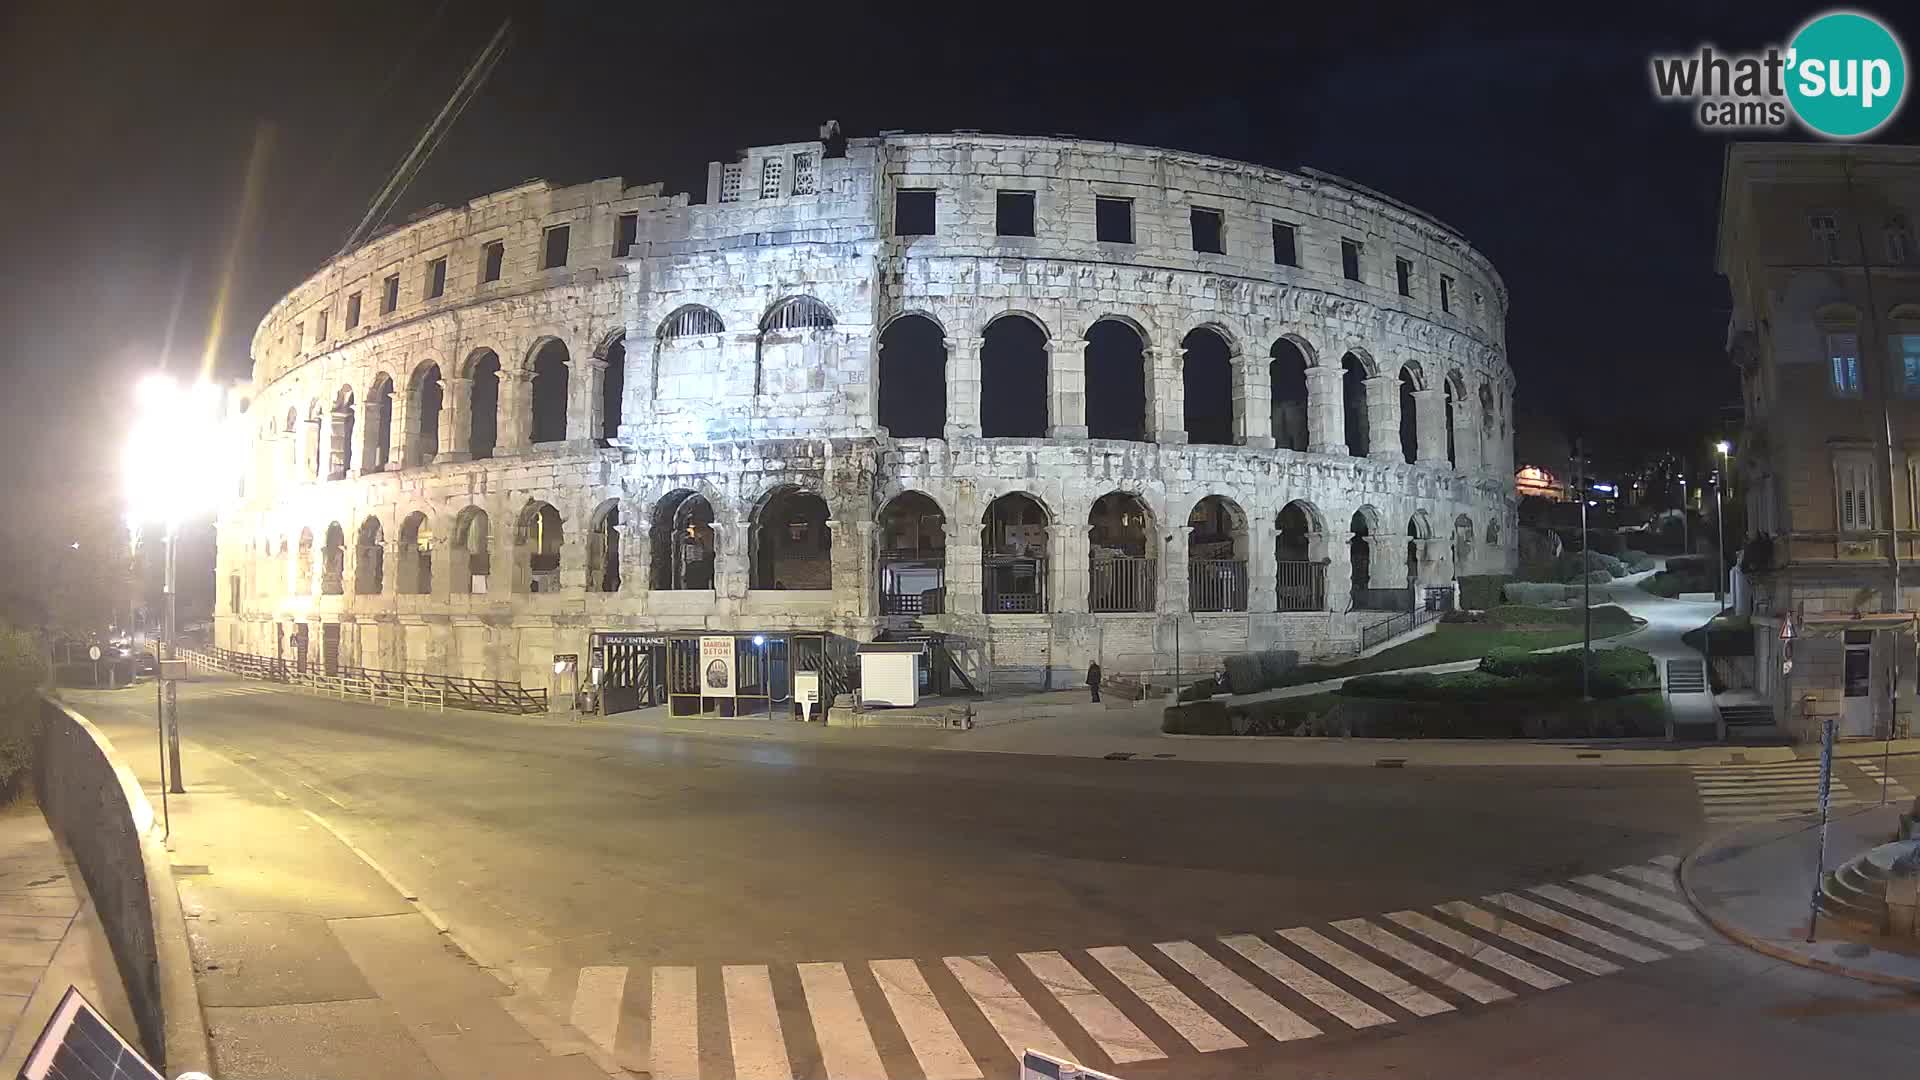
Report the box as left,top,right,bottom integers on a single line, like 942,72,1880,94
1090,556,1156,614
1189,559,1248,612
1275,560,1328,612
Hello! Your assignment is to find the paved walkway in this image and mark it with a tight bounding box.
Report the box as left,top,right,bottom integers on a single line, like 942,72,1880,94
1592,568,1724,736
1682,805,1920,988
0,799,137,1075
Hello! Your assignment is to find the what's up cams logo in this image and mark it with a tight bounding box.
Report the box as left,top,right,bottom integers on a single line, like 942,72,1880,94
1650,10,1907,138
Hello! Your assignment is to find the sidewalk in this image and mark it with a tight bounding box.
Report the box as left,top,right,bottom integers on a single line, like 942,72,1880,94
1681,804,1920,988
0,799,137,1075
78,713,609,1080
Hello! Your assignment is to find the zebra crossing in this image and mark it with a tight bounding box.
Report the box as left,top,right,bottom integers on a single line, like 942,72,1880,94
1692,757,1916,825
183,683,282,699
502,856,1702,1079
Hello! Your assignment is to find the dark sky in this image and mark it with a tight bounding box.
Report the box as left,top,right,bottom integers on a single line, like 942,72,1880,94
3,0,1914,497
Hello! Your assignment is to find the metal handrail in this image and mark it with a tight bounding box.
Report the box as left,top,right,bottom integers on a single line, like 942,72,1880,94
184,646,547,714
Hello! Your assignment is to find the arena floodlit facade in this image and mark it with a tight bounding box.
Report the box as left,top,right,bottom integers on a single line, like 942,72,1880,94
213,129,1517,706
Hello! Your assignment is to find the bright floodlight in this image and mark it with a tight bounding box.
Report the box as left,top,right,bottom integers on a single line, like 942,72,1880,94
124,374,236,528
1715,440,1731,454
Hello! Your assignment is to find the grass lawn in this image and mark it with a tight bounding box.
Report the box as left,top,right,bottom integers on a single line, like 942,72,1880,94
1267,606,1642,689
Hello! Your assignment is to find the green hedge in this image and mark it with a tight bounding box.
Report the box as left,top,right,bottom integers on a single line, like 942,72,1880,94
1162,700,1232,734
1340,648,1656,702
1458,574,1513,612
0,623,47,804
1483,604,1636,630
1621,549,1657,572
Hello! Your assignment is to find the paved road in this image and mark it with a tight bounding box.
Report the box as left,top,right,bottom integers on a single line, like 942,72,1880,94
68,680,1920,1080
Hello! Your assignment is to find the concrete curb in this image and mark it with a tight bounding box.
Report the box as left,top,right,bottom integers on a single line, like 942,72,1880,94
1678,819,1920,992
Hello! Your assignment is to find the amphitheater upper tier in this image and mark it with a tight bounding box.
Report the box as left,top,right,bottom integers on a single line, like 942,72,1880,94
218,129,1519,701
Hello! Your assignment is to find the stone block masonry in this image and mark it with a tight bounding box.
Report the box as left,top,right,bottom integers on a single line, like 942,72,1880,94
216,129,1517,697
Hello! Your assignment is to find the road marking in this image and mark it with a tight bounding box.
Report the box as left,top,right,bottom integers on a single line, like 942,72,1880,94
722,964,791,1080
797,962,887,1080
570,965,626,1054
1328,919,1512,1004
946,955,1072,1063
1086,946,1244,1052
869,959,982,1080
1221,934,1394,1029
1483,892,1667,962
650,966,699,1080
1529,885,1704,950
1610,865,1678,892
1383,910,1568,990
1155,940,1321,1043
1436,901,1619,976
1019,950,1164,1063
1647,854,1680,869
511,965,551,1000
1275,927,1453,1017
1571,875,1703,925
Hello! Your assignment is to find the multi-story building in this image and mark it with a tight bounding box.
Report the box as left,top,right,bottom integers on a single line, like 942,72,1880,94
212,128,1517,707
1719,141,1920,741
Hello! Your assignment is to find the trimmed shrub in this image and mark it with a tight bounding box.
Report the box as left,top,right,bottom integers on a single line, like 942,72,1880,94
1223,695,1337,736
1257,650,1296,687
1665,554,1710,575
1222,654,1264,695
1621,549,1656,573
1458,574,1513,612
1503,582,1574,605
1440,609,1488,624
1162,700,1232,735
0,622,47,804
1556,550,1625,580
1177,676,1220,703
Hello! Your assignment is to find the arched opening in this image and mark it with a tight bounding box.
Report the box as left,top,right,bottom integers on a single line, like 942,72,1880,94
1479,383,1495,441
980,315,1048,438
1341,353,1369,457
752,487,832,590
1089,492,1156,613
276,538,289,597
530,340,570,444
1348,510,1372,599
1399,368,1418,463
450,508,491,594
649,491,716,590
587,502,622,592
1085,318,1147,442
398,512,432,595
1444,377,1459,467
329,387,356,480
653,306,725,405
982,493,1049,612
600,338,625,442
355,517,384,595
321,522,346,595
409,364,442,466
1188,495,1248,612
468,350,500,459
1182,328,1235,445
1487,520,1501,548
1275,501,1326,611
306,402,323,479
1269,339,1310,451
1407,513,1431,591
363,375,394,472
878,491,947,614
296,528,314,593
877,315,947,438
516,502,564,593
1453,514,1475,576
757,297,836,397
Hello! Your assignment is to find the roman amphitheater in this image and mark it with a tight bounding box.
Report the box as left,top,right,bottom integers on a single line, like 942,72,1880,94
213,128,1517,711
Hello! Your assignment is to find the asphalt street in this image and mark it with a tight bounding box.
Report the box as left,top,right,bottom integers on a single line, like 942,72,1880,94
66,679,1920,1080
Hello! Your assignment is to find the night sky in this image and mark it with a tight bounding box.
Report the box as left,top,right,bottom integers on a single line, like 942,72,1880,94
3,0,1915,503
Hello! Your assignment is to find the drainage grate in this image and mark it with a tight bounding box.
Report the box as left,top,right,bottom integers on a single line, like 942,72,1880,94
1103,751,1136,761
1375,758,1407,769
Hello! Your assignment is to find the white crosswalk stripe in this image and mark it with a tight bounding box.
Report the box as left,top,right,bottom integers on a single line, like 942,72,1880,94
1690,759,1883,824
500,858,1703,1078
1647,854,1680,869
1852,758,1917,804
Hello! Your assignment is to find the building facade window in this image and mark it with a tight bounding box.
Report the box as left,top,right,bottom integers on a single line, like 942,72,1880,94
426,257,447,299
1811,214,1842,262
615,213,638,258
1440,274,1454,313
759,156,784,199
345,292,361,330
1835,454,1875,533
791,152,816,196
542,224,570,269
894,189,935,236
315,309,329,342
1827,332,1862,397
1395,256,1413,296
1095,197,1133,244
1272,222,1297,266
1190,207,1224,254
382,273,399,314
482,240,505,282
996,191,1035,237
1889,216,1913,264
1896,333,1920,397
1341,238,1362,282
719,162,743,203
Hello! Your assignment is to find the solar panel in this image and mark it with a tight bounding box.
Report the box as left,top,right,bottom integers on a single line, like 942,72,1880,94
15,986,164,1080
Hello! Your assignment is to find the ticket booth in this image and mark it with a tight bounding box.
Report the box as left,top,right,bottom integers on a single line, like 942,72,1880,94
859,641,926,707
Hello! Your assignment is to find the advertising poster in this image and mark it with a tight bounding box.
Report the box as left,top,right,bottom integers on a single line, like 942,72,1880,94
699,635,736,697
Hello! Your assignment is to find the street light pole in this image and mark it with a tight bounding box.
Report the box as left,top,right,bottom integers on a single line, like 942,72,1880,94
1576,439,1591,702
163,524,184,794
1713,442,1729,608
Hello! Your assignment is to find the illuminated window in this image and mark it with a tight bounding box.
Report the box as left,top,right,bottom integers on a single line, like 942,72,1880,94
1826,333,1861,397
1835,454,1875,533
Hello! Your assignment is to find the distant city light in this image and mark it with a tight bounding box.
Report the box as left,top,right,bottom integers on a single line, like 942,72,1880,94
1592,483,1616,494
1715,440,1732,454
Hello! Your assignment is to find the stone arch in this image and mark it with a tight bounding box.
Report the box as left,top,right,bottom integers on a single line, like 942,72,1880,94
878,490,947,615
328,385,356,480
1341,353,1370,457
1453,512,1475,570
296,527,314,593
515,500,564,593
529,338,570,444
982,492,1051,612
649,489,718,590
586,499,623,593
1486,519,1501,547
1181,326,1236,446
449,506,491,594
1275,499,1327,610
658,304,725,340
1478,381,1495,437
1347,508,1377,596
465,348,502,459
1443,371,1462,467
1188,494,1249,612
406,359,443,466
354,516,385,595
363,372,395,472
980,312,1048,438
397,511,433,595
1088,491,1157,613
321,521,346,595
1085,317,1148,442
1269,337,1312,452
761,295,836,333
1398,366,1419,464
877,313,947,438
756,296,838,397
598,334,625,443
750,485,832,590
972,307,1051,341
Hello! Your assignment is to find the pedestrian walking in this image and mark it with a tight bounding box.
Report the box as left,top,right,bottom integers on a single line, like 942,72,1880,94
1086,661,1102,704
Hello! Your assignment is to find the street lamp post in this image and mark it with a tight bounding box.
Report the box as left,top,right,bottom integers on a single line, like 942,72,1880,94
1714,441,1730,607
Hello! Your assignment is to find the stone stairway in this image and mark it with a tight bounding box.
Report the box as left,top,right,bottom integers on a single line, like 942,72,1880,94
1719,703,1775,729
1820,838,1920,932
1665,658,1708,694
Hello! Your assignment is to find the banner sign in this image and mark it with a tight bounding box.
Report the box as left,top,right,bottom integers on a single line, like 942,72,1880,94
699,635,736,698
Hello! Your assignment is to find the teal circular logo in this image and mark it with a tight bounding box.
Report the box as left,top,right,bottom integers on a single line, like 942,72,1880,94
1787,11,1907,138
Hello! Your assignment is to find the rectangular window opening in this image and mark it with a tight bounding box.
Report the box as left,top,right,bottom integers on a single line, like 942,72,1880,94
542,224,570,270
426,257,447,300
996,191,1036,237
791,152,817,196
1897,333,1920,397
315,309,329,342
1811,214,1842,263
759,157,784,199
1395,256,1414,297
1190,207,1224,254
482,240,505,283
1440,274,1454,313
1341,238,1362,282
345,292,361,331
1096,196,1133,244
1827,332,1861,397
614,213,638,258
382,274,399,314
1272,221,1297,266
894,189,936,236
